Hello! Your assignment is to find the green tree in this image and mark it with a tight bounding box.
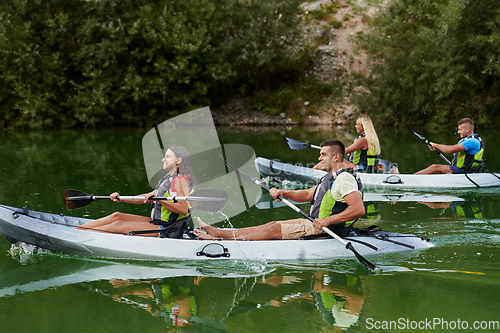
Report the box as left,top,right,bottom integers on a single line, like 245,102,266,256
0,0,306,130
353,0,500,129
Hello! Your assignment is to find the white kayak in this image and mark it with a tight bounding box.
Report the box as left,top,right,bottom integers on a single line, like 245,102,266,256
255,157,500,190
0,204,432,262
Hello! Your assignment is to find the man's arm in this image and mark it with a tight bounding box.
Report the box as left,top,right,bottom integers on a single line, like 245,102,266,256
429,142,465,154
269,186,317,203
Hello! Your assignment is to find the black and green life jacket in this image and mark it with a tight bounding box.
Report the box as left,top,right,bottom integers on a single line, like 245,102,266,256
309,168,363,236
451,134,484,173
348,134,379,172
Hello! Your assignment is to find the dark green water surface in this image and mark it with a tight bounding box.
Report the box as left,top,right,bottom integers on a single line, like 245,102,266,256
0,126,499,332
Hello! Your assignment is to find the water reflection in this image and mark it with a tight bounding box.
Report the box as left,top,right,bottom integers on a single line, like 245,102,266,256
0,256,365,331
255,191,486,221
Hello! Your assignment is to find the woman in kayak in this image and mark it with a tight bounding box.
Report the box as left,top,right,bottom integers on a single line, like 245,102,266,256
313,114,381,173
76,145,197,238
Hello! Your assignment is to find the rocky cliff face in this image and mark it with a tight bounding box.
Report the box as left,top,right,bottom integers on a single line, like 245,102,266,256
212,0,377,127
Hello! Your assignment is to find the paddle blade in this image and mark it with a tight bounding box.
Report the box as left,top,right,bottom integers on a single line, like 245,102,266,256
281,136,311,150
189,188,228,212
345,242,381,272
63,189,93,210
402,118,428,142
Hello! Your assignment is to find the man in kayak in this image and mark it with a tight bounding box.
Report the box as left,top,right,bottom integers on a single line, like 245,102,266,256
415,118,484,174
195,139,365,240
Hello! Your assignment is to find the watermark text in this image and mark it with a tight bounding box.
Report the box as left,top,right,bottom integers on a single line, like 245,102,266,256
365,317,499,330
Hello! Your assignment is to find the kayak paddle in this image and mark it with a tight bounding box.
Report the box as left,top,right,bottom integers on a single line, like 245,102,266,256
282,136,393,173
221,156,381,272
403,118,451,165
282,136,321,150
63,188,228,212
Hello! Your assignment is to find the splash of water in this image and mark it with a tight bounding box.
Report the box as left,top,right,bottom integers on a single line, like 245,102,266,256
8,242,50,264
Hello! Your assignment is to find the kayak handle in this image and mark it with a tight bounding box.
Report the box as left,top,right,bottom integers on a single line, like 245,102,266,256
196,243,230,258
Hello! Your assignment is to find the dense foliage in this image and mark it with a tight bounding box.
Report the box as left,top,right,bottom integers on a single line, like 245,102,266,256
353,0,500,129
0,0,307,130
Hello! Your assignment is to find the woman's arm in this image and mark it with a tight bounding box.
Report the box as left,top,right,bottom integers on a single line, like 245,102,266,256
154,177,190,216
110,191,156,204
345,136,367,155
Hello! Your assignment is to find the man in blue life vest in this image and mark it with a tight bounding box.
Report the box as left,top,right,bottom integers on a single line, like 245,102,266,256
195,139,365,240
415,118,484,174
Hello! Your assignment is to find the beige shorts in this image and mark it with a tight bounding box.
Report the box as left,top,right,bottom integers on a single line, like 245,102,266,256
276,218,324,240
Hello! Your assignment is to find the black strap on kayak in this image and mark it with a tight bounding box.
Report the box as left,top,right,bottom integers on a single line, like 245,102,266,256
128,219,172,236
373,234,415,249
343,237,379,251
2,204,130,235
464,172,480,188
351,225,423,249
269,159,276,174
485,170,500,181
11,206,31,219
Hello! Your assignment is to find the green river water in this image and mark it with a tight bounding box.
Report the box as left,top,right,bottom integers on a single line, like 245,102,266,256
0,125,499,332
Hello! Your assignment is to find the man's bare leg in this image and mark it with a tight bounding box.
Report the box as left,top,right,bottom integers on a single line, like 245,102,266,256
195,218,282,240
415,164,452,174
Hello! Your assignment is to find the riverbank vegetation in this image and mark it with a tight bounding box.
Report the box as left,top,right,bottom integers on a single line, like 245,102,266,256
352,0,500,129
0,0,499,130
0,0,312,129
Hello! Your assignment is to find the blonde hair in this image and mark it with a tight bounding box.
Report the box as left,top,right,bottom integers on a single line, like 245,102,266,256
357,114,381,155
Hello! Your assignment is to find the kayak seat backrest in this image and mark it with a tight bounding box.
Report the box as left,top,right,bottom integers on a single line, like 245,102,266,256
377,159,393,173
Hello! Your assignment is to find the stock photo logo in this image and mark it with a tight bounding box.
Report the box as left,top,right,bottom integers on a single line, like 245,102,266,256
141,107,262,224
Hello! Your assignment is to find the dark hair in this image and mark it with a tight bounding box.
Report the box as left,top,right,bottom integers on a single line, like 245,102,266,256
320,139,345,156
168,145,197,186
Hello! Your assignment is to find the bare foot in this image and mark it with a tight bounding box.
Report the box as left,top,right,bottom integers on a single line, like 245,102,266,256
194,229,219,240
197,217,219,236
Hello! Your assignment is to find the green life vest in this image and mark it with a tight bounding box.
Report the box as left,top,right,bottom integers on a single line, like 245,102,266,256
349,134,379,171
152,173,195,238
310,169,363,233
451,134,484,172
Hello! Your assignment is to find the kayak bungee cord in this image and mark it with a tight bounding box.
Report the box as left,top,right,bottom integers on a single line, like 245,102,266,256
3,204,129,236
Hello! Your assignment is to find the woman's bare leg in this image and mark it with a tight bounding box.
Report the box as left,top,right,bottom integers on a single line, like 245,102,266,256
75,212,151,231
95,220,160,236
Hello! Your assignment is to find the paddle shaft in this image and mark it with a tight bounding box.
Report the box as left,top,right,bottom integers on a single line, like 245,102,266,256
403,118,451,165
66,195,224,202
418,135,452,165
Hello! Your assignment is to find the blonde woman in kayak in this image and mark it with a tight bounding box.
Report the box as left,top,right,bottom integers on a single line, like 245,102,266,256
76,145,197,237
313,114,381,173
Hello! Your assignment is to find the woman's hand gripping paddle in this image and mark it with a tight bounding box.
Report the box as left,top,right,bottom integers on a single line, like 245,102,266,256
63,188,228,212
